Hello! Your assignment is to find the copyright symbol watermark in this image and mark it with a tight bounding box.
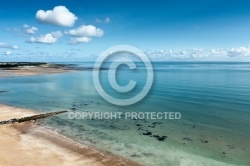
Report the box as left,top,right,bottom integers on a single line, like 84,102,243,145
93,45,154,106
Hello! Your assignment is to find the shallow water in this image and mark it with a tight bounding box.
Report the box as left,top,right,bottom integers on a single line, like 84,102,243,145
0,62,250,166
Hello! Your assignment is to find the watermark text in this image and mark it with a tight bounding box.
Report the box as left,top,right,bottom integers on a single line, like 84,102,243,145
68,111,181,120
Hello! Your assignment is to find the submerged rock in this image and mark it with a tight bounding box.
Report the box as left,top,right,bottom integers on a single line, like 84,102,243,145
200,139,208,143
153,135,167,141
142,131,152,136
183,137,193,141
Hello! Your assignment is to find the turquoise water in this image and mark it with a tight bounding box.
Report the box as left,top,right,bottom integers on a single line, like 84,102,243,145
1,62,250,165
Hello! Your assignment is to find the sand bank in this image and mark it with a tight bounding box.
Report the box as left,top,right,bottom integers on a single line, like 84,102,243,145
0,66,70,77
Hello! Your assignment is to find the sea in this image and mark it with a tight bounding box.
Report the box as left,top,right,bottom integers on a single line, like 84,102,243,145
0,62,250,166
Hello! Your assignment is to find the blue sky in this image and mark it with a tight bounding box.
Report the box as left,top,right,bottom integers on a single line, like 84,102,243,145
1,0,250,61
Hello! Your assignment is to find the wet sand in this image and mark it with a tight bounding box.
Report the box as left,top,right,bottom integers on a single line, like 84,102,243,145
0,104,140,166
0,66,70,77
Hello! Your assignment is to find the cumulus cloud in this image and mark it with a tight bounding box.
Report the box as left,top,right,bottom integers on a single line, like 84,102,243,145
226,46,250,57
145,48,213,60
36,6,78,27
144,46,250,60
29,31,63,44
96,17,110,23
69,37,92,44
65,25,104,37
23,24,38,34
51,31,63,38
0,43,18,49
3,51,12,55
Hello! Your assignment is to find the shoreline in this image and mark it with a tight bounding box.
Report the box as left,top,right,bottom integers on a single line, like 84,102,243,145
0,104,140,166
0,62,73,77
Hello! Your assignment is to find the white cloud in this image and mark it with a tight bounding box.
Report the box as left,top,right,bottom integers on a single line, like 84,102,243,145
207,46,250,59
96,17,110,23
227,46,250,57
144,46,250,60
22,24,38,35
51,31,63,38
65,25,104,37
26,27,38,34
23,24,29,28
36,6,78,27
29,31,63,44
4,51,12,55
0,43,18,49
104,17,110,23
69,37,92,44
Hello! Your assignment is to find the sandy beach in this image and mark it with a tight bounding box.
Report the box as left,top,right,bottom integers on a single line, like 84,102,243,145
0,104,139,166
0,65,139,166
0,65,71,78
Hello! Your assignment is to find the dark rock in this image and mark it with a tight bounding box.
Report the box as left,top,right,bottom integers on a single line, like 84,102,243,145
227,145,235,149
200,139,208,143
143,132,152,136
183,137,192,141
142,152,153,157
0,110,67,125
152,122,162,125
130,154,141,157
70,107,77,111
153,134,167,141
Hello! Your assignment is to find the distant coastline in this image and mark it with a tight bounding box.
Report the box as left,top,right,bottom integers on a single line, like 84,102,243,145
0,62,75,77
